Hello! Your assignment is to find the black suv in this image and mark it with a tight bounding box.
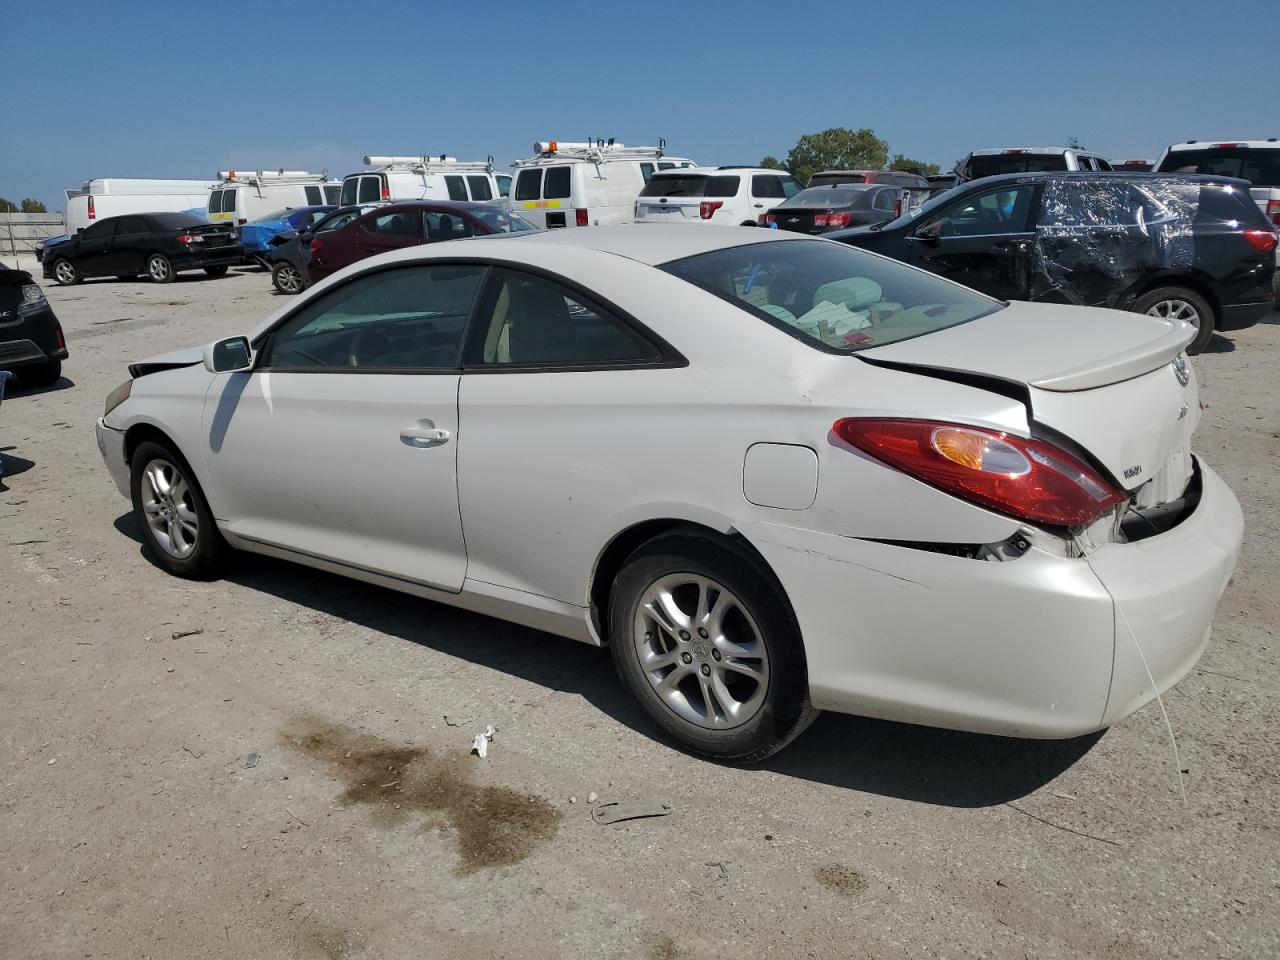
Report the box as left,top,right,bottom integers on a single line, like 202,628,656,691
830,172,1277,353
43,213,243,285
1,262,67,386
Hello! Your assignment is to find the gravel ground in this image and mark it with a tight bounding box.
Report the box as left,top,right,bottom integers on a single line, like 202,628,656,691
1,256,1277,960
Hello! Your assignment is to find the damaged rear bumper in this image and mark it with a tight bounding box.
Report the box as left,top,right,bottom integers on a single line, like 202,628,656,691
740,456,1241,739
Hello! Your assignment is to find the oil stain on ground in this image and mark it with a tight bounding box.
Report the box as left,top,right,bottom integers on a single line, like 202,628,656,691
814,863,869,896
283,715,561,874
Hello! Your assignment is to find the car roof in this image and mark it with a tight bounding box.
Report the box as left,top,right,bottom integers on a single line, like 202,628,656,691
652,167,779,176
362,200,498,212
1166,139,1280,150
967,147,1101,156
957,171,1253,188
459,223,807,266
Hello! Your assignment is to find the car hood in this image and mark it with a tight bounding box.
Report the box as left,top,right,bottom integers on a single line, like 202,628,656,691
863,301,1200,494
128,345,205,378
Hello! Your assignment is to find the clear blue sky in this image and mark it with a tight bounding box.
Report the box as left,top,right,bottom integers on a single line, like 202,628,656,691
3,0,1278,210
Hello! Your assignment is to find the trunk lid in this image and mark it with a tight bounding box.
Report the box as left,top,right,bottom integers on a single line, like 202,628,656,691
862,301,1199,494
187,222,237,248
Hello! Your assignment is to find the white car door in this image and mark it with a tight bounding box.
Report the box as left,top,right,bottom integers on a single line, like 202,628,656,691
201,263,488,591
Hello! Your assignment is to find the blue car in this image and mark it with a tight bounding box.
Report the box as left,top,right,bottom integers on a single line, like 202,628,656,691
239,206,335,259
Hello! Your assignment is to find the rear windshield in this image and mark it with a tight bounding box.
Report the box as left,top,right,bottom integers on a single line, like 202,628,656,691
663,240,1001,353
967,154,1067,177
470,207,537,233
639,174,739,198
150,213,203,230
808,173,870,187
781,186,873,208
340,178,359,206
208,189,235,213
1155,148,1280,187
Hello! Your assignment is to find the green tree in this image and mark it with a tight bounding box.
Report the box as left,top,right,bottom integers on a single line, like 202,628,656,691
785,128,888,186
759,155,786,170
0,197,17,213
889,154,941,176
20,198,47,213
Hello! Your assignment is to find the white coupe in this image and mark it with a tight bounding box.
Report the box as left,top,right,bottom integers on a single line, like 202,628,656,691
96,225,1242,761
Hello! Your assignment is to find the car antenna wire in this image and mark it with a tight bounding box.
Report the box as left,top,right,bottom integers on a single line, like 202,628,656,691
1115,599,1188,806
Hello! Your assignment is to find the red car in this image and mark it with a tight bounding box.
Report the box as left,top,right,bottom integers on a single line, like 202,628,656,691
306,201,535,283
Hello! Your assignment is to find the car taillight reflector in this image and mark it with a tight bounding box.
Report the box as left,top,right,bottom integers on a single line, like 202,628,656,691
1211,143,1243,149
1266,199,1280,227
833,418,1124,528
310,238,322,254
175,233,201,245
88,196,96,220
381,181,390,200
575,208,589,227
1003,149,1026,155
814,213,829,227
55,321,66,351
1244,228,1278,252
759,213,775,226
699,201,723,219
828,211,851,228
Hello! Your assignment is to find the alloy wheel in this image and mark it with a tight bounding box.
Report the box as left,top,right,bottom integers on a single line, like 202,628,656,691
140,458,198,559
632,573,770,729
1145,298,1201,329
54,261,76,284
276,264,302,293
148,255,172,282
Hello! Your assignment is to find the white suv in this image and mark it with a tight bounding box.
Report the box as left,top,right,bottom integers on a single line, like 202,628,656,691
1153,139,1280,227
634,167,802,226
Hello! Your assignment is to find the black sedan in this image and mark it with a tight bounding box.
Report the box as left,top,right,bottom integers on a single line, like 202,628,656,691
42,213,243,285
1,262,67,386
759,184,904,233
828,171,1277,353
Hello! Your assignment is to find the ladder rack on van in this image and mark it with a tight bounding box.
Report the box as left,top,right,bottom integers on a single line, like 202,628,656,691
362,155,495,173
516,139,670,166
215,170,332,185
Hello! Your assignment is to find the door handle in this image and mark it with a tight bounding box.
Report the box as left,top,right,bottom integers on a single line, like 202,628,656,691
400,420,450,447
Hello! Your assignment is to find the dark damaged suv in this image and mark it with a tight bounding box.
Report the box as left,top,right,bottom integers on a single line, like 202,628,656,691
1,262,67,387
831,172,1277,353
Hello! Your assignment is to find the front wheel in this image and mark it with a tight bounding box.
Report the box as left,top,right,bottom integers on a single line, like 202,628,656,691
147,253,175,284
271,260,305,295
608,532,816,762
203,265,229,278
129,440,226,578
1133,286,1215,354
52,259,80,285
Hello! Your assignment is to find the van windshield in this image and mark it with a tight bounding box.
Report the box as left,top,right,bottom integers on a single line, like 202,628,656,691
662,240,1001,353
1155,147,1280,187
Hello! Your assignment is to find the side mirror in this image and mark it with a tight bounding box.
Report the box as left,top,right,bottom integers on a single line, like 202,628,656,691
204,336,253,373
914,219,944,242
298,231,313,243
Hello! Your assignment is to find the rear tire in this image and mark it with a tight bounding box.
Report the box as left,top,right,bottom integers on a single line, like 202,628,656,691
1132,286,1215,355
147,253,175,284
608,531,817,762
52,259,80,285
271,260,305,295
129,439,227,579
18,360,61,388
203,265,229,278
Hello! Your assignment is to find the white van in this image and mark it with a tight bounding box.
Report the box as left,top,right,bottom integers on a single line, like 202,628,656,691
206,171,340,229
510,140,697,228
340,156,503,207
66,179,216,233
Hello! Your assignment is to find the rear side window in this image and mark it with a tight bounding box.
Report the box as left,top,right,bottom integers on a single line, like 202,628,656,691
639,162,655,182
119,216,149,234
425,211,474,241
751,175,788,199
705,176,740,198
1036,181,1134,227
324,185,340,203
304,186,322,204
445,176,468,201
368,211,421,237
467,176,493,201
358,176,382,204
340,178,359,206
543,166,571,200
514,169,542,201
1156,147,1280,187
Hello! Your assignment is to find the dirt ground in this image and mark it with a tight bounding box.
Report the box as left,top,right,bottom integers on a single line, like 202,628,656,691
1,254,1277,960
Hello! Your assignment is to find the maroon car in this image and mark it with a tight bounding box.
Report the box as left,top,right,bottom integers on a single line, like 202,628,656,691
306,201,535,283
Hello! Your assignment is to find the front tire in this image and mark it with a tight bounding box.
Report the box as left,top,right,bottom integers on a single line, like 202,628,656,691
52,259,80,285
147,253,175,284
1133,286,1215,354
129,440,226,578
608,532,817,762
17,360,61,388
271,260,305,295
203,265,229,278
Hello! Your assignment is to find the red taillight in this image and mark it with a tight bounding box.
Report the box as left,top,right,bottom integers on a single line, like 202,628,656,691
381,180,390,200
88,196,96,220
310,238,322,254
1211,143,1243,149
175,233,201,245
54,322,65,351
1003,149,1026,155
699,201,723,220
833,418,1125,528
575,208,589,227
759,213,775,226
829,212,852,228
1244,228,1278,252
814,213,829,227
1266,199,1280,227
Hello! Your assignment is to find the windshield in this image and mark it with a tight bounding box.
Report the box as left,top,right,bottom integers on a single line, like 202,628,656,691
781,186,873,209
663,240,1001,353
1155,147,1280,187
470,207,537,233
967,154,1067,178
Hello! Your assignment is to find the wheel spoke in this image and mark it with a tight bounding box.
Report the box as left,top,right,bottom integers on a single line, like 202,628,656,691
641,649,680,672
698,674,723,723
721,658,765,682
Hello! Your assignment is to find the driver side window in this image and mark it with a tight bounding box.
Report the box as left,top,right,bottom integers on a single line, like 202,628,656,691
263,265,486,371
933,184,1035,237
